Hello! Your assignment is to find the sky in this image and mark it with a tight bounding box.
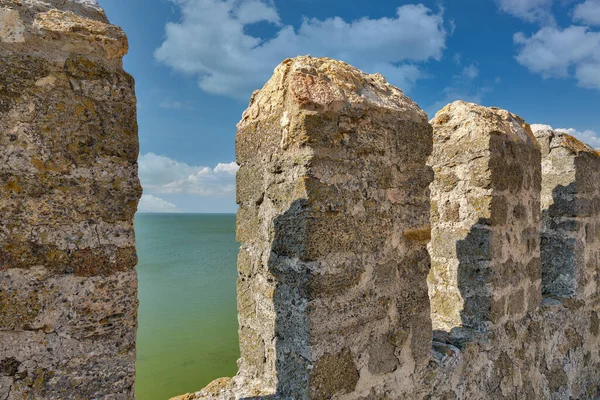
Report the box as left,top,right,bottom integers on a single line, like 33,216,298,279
96,0,600,213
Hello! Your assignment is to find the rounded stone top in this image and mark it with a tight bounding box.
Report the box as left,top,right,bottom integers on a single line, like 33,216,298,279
71,0,101,9
238,55,428,128
0,0,127,60
531,125,600,157
431,100,538,147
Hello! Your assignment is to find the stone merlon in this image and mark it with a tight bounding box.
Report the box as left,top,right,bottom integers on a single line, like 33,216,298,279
0,0,140,398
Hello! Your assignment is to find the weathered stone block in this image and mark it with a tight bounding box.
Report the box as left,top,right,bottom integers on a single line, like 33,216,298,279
191,56,433,399
428,101,542,331
0,1,140,398
534,127,600,301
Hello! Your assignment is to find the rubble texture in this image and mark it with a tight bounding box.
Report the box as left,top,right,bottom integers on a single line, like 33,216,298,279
0,0,141,399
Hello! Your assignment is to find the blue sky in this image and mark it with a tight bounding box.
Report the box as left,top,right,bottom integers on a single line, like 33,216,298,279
97,0,600,213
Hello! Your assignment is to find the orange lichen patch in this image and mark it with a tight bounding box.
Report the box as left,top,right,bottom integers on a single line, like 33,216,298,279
5,178,22,193
561,133,600,157
169,377,234,400
169,394,196,400
521,122,537,143
0,241,136,276
30,157,70,173
31,158,46,171
403,226,432,243
432,112,451,125
203,377,234,394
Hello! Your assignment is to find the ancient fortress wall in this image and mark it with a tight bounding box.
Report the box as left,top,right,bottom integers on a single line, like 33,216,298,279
231,56,434,399
1,2,599,399
0,1,140,399
428,102,542,332
534,127,600,301
179,59,600,400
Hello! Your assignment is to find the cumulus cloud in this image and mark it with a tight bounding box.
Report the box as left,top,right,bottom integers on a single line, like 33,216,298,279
159,98,191,110
138,153,238,196
155,0,447,99
495,0,554,23
531,124,600,148
462,64,479,80
452,53,462,65
514,26,600,90
573,0,600,26
138,194,180,213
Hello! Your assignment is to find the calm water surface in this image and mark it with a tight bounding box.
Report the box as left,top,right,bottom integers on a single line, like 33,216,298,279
134,213,239,400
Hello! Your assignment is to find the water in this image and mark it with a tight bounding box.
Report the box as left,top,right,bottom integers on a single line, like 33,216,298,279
134,213,240,400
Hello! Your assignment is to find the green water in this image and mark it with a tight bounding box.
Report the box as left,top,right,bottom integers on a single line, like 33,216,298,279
134,213,240,400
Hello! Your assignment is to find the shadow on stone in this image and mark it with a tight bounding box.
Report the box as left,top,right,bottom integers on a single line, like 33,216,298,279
269,198,312,399
264,198,363,399
456,218,493,333
541,182,579,298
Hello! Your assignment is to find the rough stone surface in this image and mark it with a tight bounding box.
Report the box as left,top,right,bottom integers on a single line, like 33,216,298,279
174,80,600,399
6,5,599,399
0,0,140,398
175,56,435,399
533,126,600,300
421,104,600,400
428,101,542,332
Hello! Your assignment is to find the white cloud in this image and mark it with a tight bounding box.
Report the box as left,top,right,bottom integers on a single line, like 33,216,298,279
452,53,462,65
531,124,600,148
234,0,280,24
159,98,191,110
462,64,479,79
449,19,456,35
573,0,600,26
574,62,600,89
138,194,180,213
514,25,600,90
495,0,554,23
138,153,238,196
155,0,447,99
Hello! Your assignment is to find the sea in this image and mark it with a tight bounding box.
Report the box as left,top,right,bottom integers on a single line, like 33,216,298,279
134,213,240,400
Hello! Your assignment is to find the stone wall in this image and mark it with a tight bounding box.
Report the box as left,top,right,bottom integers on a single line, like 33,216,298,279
2,3,599,396
533,127,600,300
175,61,600,400
428,102,542,332
425,106,600,400
0,1,140,399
